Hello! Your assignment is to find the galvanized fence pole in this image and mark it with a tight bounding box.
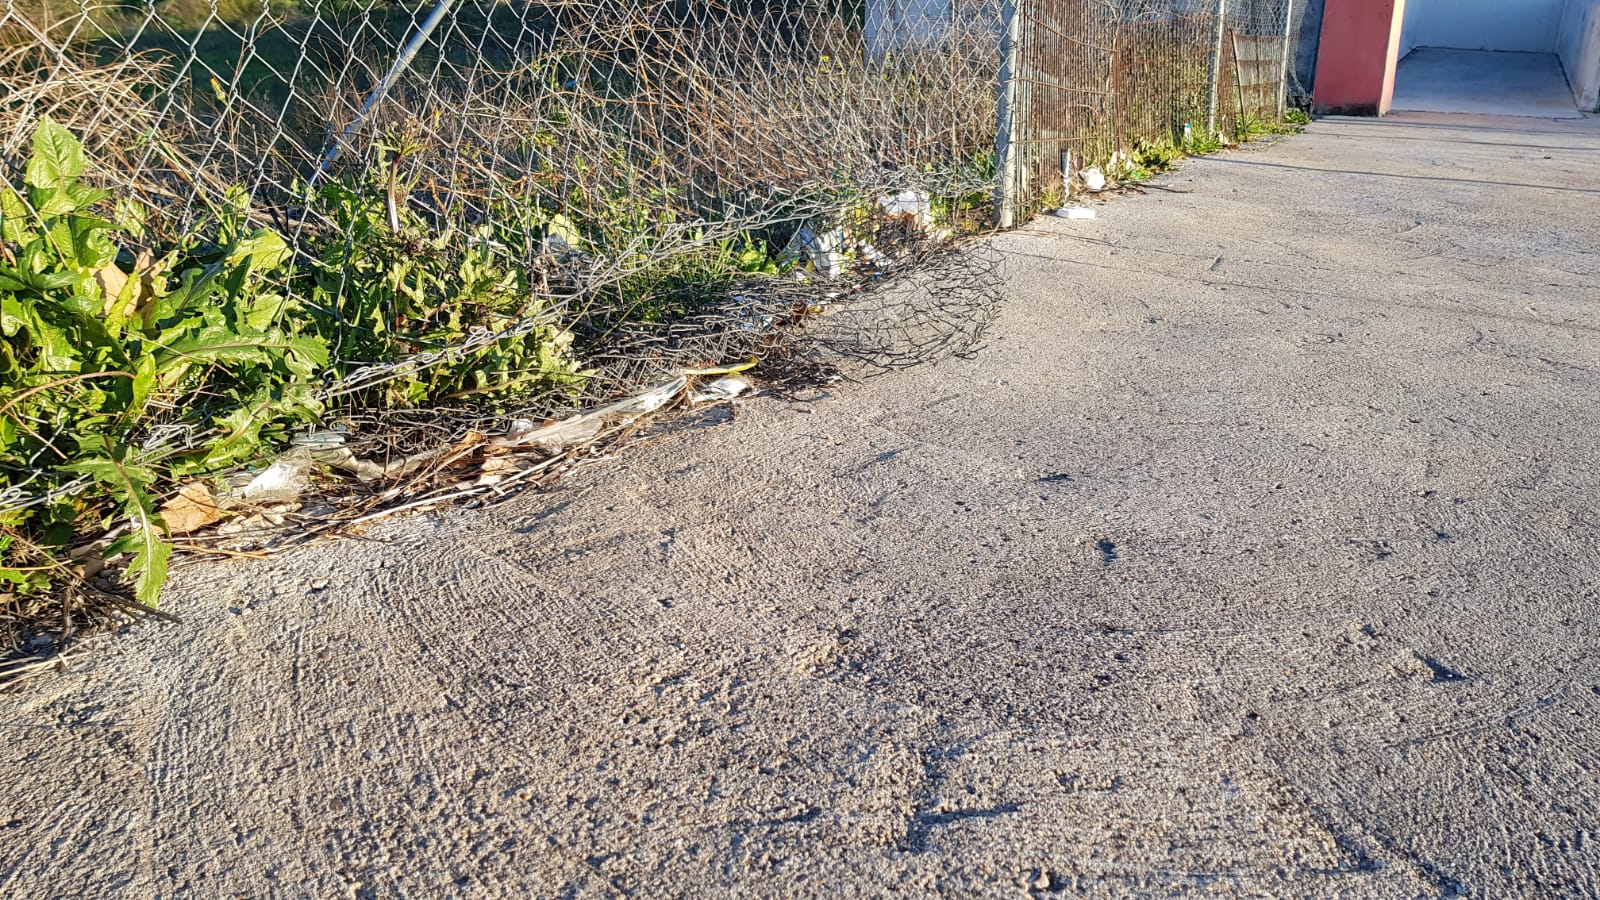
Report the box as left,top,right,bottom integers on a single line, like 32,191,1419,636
1205,0,1227,136
313,0,460,180
995,0,1025,228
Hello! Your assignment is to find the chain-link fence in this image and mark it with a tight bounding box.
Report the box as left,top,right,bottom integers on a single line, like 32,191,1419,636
2,0,1306,653
996,0,1305,224
0,0,1307,481
1,0,1007,521
1,0,1006,377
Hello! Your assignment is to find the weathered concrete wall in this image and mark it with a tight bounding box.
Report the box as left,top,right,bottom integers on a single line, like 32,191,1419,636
1401,0,1565,53
1558,0,1600,110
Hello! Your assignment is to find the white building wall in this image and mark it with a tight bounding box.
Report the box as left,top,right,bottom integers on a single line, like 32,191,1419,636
866,0,954,56
1398,0,1425,57
1401,0,1565,53
1557,0,1600,109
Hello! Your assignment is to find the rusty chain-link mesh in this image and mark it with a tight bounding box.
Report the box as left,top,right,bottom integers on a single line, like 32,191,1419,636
0,0,1304,488
2,0,1307,666
997,0,1305,222
1,2,1004,345
2,0,1008,515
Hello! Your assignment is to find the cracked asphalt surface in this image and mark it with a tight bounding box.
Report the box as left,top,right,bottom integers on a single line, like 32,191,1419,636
4,112,1600,897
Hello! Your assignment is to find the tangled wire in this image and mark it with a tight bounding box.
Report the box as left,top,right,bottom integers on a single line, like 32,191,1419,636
1,0,1010,676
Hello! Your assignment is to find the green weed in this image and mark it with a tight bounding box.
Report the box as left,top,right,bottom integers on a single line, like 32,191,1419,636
2,116,824,611
305,174,586,407
1181,129,1225,156
1,117,326,604
1238,114,1303,140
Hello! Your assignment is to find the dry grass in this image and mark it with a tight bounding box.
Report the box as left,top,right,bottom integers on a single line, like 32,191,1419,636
318,8,999,246
0,41,158,162
0,41,214,220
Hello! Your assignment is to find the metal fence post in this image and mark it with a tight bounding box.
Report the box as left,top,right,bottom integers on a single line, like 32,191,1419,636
1205,0,1227,135
314,0,460,180
995,0,1024,228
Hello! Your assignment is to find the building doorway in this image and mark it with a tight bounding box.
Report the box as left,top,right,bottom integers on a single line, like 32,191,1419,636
1390,0,1596,117
1392,49,1582,118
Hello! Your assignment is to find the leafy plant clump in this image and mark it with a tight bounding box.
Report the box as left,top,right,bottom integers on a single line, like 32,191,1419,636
1238,113,1304,141
1180,128,1225,156
306,171,587,408
1,118,587,616
2,118,326,604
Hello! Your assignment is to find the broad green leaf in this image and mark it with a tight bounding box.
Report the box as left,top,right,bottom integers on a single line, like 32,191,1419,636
9,247,78,291
43,217,73,258
66,272,103,315
69,218,118,269
0,187,31,244
32,187,79,217
105,523,171,607
25,270,79,291
0,296,25,336
68,212,118,233
129,353,157,411
13,302,78,373
278,341,323,380
161,327,327,371
63,452,170,605
226,227,291,271
160,326,274,365
152,264,222,324
61,454,157,494
25,117,86,192
66,183,112,210
200,401,268,467
241,291,285,333
280,334,329,369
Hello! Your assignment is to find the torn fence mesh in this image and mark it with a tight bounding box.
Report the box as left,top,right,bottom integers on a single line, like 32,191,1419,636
1,0,1300,520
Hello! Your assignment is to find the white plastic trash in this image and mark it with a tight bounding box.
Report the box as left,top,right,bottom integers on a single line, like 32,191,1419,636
878,189,933,228
690,375,752,404
1054,206,1096,220
237,458,310,502
508,413,604,450
1081,167,1108,193
600,375,689,418
788,226,846,279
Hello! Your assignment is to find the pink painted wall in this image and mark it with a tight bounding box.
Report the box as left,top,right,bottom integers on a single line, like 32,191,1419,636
1313,0,1409,115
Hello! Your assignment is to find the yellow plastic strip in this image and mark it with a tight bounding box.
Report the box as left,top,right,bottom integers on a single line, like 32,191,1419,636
680,357,759,376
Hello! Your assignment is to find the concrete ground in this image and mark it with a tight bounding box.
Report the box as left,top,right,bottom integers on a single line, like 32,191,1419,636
4,114,1600,898
1393,48,1583,119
